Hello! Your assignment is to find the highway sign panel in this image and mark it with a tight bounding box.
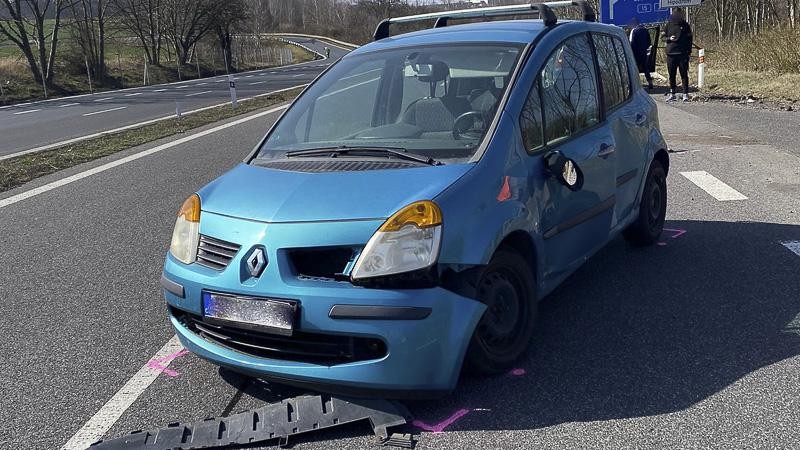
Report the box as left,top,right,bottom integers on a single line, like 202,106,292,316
600,0,670,26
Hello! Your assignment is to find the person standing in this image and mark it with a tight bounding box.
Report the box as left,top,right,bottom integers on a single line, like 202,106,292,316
663,9,693,102
629,18,653,90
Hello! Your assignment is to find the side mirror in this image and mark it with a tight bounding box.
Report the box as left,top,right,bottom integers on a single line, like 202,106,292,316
544,151,583,191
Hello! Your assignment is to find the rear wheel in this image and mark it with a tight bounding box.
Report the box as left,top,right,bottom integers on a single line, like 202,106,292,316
623,159,667,246
464,248,538,374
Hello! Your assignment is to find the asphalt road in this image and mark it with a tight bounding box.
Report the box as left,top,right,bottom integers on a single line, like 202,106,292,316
0,95,798,450
0,37,348,157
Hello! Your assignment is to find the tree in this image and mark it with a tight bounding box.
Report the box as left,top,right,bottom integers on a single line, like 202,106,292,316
69,0,112,79
0,0,70,87
214,0,247,74
162,0,217,66
112,0,163,65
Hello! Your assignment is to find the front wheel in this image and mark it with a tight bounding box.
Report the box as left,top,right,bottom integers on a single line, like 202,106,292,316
464,248,538,374
623,159,667,246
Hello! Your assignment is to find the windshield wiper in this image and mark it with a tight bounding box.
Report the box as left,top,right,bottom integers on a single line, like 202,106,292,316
285,146,443,166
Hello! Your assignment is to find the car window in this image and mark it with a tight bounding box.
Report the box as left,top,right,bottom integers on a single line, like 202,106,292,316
592,33,625,111
307,59,385,141
259,44,523,162
540,34,600,145
519,78,544,153
612,36,632,99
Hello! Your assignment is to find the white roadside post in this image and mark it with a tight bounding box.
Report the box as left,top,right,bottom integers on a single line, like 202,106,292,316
228,74,238,108
175,101,182,119
697,48,706,89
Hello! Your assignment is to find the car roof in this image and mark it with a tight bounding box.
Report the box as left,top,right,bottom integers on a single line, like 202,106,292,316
351,19,555,54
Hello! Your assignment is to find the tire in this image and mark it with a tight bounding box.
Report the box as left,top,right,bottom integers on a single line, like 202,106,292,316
623,159,667,246
464,248,538,375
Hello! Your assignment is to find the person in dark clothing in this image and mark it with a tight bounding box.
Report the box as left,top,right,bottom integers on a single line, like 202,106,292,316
663,9,693,102
628,18,653,90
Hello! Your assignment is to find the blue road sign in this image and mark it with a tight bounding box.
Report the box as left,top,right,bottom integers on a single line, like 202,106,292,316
599,0,670,26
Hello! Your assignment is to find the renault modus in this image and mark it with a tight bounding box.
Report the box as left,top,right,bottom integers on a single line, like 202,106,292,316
161,1,669,398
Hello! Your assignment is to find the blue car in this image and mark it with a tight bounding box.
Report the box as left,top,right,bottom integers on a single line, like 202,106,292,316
161,2,668,398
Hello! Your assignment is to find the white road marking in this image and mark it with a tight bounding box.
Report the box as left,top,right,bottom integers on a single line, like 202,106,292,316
176,85,188,89
269,71,277,74
60,336,184,450
319,77,380,99
0,103,289,209
244,75,254,78
196,82,207,86
13,109,41,115
215,79,227,83
293,74,303,77
154,88,167,92
185,90,212,97
680,171,748,201
83,106,127,116
124,92,142,97
93,97,113,102
59,103,80,108
249,81,268,85
0,85,305,162
782,241,800,257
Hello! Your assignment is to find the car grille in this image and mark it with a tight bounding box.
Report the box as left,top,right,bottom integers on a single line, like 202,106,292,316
287,247,355,280
197,235,241,270
173,308,387,366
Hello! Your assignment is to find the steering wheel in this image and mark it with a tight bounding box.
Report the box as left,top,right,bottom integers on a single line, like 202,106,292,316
452,111,487,140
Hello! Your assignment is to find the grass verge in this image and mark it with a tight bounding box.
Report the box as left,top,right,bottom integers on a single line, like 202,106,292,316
0,87,302,194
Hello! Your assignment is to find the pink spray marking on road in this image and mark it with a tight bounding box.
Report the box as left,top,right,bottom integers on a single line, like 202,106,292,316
146,349,189,378
509,368,526,376
412,408,472,433
663,228,687,239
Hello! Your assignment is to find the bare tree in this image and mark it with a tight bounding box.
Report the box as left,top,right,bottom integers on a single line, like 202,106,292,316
214,0,248,74
162,0,217,66
0,0,71,87
69,0,112,79
112,0,163,65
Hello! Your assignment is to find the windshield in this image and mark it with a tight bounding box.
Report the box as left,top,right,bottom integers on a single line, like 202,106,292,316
257,43,523,162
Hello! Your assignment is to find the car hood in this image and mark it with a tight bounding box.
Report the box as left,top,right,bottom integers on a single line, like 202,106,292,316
198,162,473,223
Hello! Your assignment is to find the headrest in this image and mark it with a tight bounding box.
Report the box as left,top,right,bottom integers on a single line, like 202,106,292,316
417,61,450,83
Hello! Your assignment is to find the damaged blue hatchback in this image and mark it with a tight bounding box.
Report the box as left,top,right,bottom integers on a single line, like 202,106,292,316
161,1,669,398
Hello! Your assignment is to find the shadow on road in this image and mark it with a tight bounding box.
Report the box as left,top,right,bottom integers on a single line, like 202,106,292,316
227,219,799,443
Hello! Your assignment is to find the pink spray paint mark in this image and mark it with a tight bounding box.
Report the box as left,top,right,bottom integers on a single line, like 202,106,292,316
412,408,471,433
146,349,189,378
509,368,526,376
663,228,687,239
657,242,668,246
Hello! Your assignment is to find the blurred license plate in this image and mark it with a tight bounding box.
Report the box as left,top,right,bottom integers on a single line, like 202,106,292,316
202,291,297,336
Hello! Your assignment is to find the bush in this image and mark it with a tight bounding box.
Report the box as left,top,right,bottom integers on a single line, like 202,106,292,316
715,26,800,74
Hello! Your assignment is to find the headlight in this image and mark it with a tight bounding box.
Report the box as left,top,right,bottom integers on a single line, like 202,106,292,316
169,194,201,264
351,200,443,280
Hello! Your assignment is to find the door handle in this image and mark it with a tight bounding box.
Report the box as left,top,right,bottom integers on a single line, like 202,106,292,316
597,143,616,157
635,113,647,126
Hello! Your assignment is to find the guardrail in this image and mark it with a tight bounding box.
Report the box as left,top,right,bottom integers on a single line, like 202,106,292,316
264,33,359,50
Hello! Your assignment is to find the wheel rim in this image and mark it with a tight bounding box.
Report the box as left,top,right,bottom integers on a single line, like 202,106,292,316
646,173,665,232
475,267,528,358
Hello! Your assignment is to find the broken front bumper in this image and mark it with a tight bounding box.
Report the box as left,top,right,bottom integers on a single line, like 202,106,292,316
163,257,486,399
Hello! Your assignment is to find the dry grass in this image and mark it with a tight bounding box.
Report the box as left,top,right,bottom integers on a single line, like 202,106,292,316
0,88,302,193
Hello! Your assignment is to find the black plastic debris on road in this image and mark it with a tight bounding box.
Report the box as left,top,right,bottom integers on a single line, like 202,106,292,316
90,394,413,449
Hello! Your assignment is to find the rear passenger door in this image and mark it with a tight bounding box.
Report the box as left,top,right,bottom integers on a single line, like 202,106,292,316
591,33,646,224
518,33,617,277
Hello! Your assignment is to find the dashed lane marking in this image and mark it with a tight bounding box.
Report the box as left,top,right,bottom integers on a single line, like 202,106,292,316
153,88,167,92
680,171,748,201
249,81,268,85
60,336,184,450
124,92,142,97
59,103,80,108
83,106,127,116
782,241,800,257
0,103,289,209
185,90,212,97
12,109,41,115
93,97,113,102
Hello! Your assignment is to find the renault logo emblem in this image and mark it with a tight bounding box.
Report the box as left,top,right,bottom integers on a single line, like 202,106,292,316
245,247,267,278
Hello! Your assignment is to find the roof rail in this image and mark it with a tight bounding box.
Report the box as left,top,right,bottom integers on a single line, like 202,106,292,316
373,0,596,41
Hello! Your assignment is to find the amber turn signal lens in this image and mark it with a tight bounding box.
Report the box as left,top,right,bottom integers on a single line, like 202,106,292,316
379,200,442,232
177,194,201,223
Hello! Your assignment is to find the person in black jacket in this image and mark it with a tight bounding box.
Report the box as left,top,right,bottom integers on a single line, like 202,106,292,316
628,18,653,90
663,9,693,102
